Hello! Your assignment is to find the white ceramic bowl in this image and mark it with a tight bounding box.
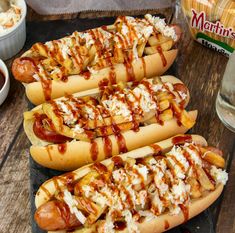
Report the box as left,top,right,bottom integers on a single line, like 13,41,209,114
0,0,27,60
0,59,10,105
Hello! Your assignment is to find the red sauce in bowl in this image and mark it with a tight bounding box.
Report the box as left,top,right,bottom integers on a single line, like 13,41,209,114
0,69,5,90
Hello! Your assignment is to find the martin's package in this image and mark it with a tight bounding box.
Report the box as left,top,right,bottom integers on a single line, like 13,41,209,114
181,0,235,56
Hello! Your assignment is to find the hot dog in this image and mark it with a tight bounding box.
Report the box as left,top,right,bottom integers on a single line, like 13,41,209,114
34,134,228,233
23,75,197,171
12,14,181,105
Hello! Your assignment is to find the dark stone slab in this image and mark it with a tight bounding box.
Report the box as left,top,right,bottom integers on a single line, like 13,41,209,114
26,17,221,233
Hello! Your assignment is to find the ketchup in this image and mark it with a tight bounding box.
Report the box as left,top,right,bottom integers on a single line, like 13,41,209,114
54,201,71,226
141,57,147,77
103,136,112,158
83,71,91,80
33,114,70,144
62,172,76,191
164,220,170,230
40,185,52,199
58,143,67,154
90,141,99,161
124,59,135,82
149,144,162,155
172,135,192,145
112,156,124,168
156,46,167,67
19,57,38,68
98,78,109,91
0,69,5,90
179,204,189,222
92,162,108,173
114,221,127,231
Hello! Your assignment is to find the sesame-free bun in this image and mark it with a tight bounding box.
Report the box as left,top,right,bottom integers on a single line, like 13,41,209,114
24,76,196,171
35,135,223,233
24,50,178,105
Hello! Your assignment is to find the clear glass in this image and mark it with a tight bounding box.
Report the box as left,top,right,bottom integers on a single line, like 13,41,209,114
216,51,235,132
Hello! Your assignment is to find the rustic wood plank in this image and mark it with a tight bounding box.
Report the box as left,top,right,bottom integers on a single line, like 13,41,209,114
0,130,31,233
0,6,234,233
0,61,28,166
172,1,235,159
173,6,235,233
26,6,174,21
0,9,175,233
216,148,235,233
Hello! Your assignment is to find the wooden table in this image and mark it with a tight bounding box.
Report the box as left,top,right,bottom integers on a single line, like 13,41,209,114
0,6,235,233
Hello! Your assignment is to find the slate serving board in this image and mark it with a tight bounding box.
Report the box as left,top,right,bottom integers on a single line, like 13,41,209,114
26,17,221,233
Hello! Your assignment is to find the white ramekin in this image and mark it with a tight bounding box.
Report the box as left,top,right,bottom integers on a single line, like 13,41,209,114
0,59,10,105
0,0,27,60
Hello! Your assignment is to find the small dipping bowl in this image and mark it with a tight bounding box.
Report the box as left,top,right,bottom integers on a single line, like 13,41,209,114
0,0,27,60
0,59,10,105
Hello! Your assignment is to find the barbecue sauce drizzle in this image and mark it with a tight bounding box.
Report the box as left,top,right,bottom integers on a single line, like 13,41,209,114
164,220,170,230
37,141,222,232
29,16,151,101
141,57,147,77
28,46,53,101
46,146,53,161
156,46,167,67
28,14,177,104
58,143,67,154
172,135,192,145
54,201,71,226
35,76,187,160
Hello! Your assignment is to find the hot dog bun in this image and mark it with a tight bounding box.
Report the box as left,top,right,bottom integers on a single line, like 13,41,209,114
12,14,181,105
29,110,197,171
34,134,225,233
24,76,197,171
45,185,223,233
24,50,178,105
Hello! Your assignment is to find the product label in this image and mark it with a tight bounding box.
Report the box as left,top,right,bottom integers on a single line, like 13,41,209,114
190,9,235,56
196,33,234,57
191,9,235,40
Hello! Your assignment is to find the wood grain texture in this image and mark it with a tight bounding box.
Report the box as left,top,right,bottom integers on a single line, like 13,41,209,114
0,130,31,233
0,60,28,166
26,5,174,21
173,7,235,233
0,6,234,233
216,148,235,233
172,6,235,159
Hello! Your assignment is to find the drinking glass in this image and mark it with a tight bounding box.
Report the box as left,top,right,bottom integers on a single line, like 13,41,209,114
216,52,235,132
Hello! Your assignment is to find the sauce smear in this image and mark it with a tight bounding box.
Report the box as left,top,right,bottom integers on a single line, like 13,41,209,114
103,136,113,158
83,71,91,80
179,204,189,222
149,144,162,155
157,46,167,67
54,201,70,226
172,135,192,145
114,221,127,231
40,77,52,101
90,141,99,161
112,123,128,154
58,143,67,154
112,156,124,168
164,220,170,230
115,133,128,153
92,162,108,173
141,57,147,77
124,59,135,82
109,65,117,85
46,146,53,161
40,185,52,199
